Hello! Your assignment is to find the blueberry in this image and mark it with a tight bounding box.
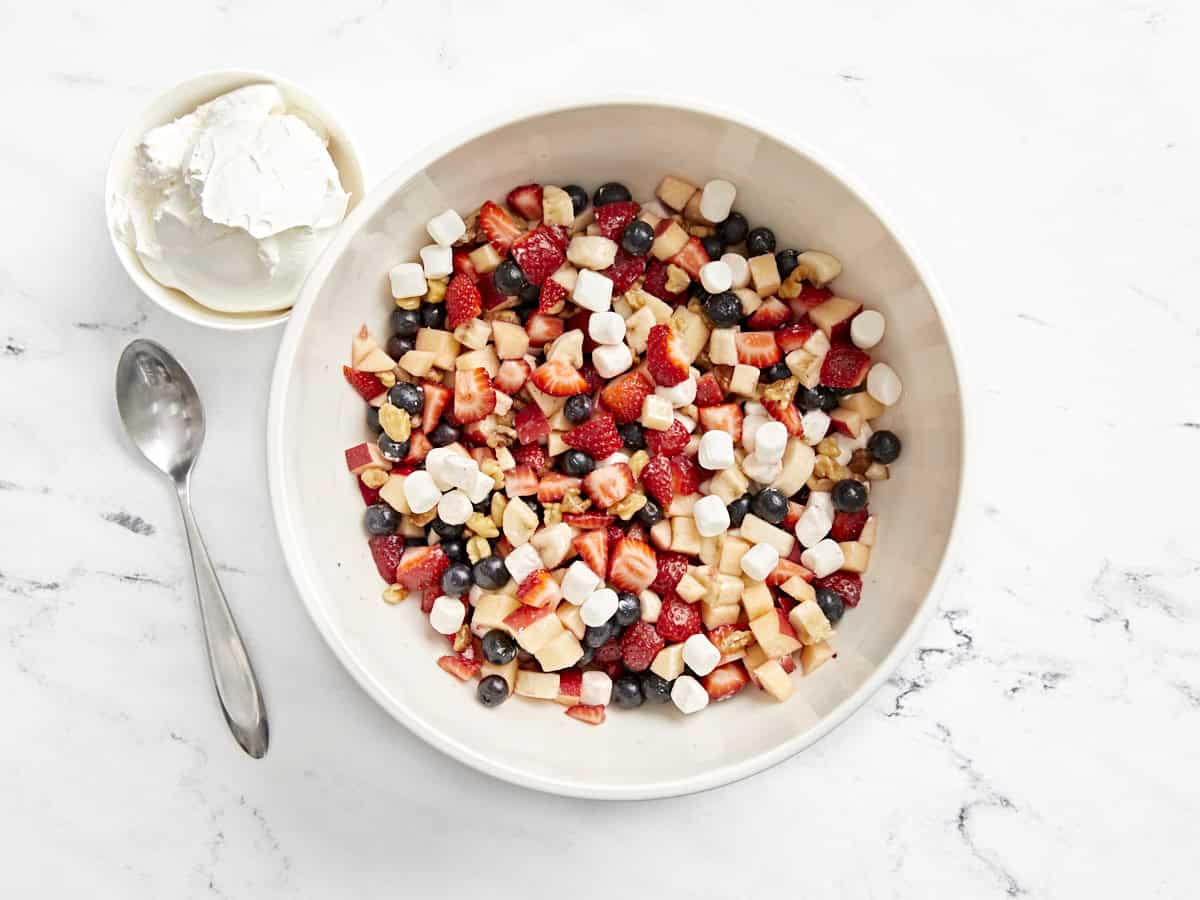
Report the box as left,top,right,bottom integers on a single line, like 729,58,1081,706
366,406,381,432
404,536,428,547
420,302,446,329
428,422,460,447
386,335,415,358
473,496,492,513
762,362,791,383
797,386,825,412
621,219,655,256
584,621,616,649
792,485,811,505
431,518,464,540
746,227,776,256
387,382,424,416
641,671,673,703
481,629,518,665
868,430,902,464
815,587,845,625
440,562,472,596
702,291,742,327
364,503,398,535
493,259,526,295
811,386,840,412
377,433,410,462
518,281,541,305
752,488,788,524
615,591,641,627
477,674,510,707
593,182,631,206
564,394,593,423
561,449,595,477
612,674,645,708
577,646,594,667
637,496,663,527
390,307,421,337
775,248,801,279
618,422,645,451
716,212,748,246
701,234,723,261
831,479,868,513
440,538,467,563
563,184,589,215
727,494,752,528
473,556,508,590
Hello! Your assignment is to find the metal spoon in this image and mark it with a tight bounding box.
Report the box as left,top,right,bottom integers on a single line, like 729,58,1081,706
116,339,268,758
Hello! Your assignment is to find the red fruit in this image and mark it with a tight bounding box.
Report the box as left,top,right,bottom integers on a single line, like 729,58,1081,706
606,524,625,547
342,366,385,401
558,668,582,700
563,413,623,458
503,464,538,498
646,324,690,386
626,521,648,543
814,571,863,607
452,248,478,281
768,557,813,588
594,637,624,665
531,360,588,397
795,284,833,311
454,367,496,424
514,402,550,445
345,442,388,474
511,227,566,286
594,200,640,240
537,472,581,502
537,277,568,314
562,512,614,529
735,331,782,367
395,545,450,590
445,273,482,328
517,569,562,608
357,476,382,506
506,183,543,220
495,358,532,395
656,595,702,642
437,654,481,681
367,534,405,582
599,370,653,424
608,537,657,592
478,274,514,312
651,552,689,594
404,431,432,464
760,396,805,437
784,500,804,530
702,661,750,701
461,416,499,446
583,462,635,508
640,455,674,507
748,297,790,331
565,704,606,725
478,200,523,253
578,363,605,395
830,509,870,542
696,403,743,443
642,258,685,303
572,529,609,578
645,419,689,456
693,372,725,407
511,442,547,473
564,309,598,355
620,620,665,672
820,345,871,389
670,236,710,279
670,456,700,496
776,320,817,353
526,313,564,347
504,603,553,633
601,250,647,294
708,624,750,662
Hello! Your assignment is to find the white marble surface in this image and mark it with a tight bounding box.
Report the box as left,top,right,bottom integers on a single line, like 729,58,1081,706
3,1,1198,896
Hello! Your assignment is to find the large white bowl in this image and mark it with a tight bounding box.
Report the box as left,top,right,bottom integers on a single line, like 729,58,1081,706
268,99,967,799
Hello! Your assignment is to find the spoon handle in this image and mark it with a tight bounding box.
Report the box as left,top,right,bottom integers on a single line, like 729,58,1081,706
175,481,269,758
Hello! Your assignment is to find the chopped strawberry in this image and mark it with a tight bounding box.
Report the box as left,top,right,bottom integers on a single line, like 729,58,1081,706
578,363,605,395
601,250,647,294
594,636,624,665
367,534,405,582
820,345,871,389
572,529,608,578
784,500,804,529
342,366,385,401
693,372,725,407
830,509,870,542
702,661,750,701
404,431,431,464
640,455,674,508
620,620,665,672
748,297,790,330
608,537,657,592
565,704,606,725
503,464,538,498
452,248,478,281
357,476,382,506
594,200,640,240
418,591,434,613
562,512,614,529
768,557,813,588
599,370,653,424
670,456,700,496
563,413,623,458
395,545,450,591
583,462,635,509
506,183,543,220
794,284,833,311
478,200,523,253
696,403,743,443
454,367,496,424
606,523,625,547
651,552,689,594
511,226,566,286
626,521,648,543
776,320,817,353
642,258,685,303
537,277,568,314
708,624,751,660
421,381,451,434
645,323,690,386
445,273,482,328
514,402,550,445
644,419,689,456
777,594,798,615
656,595,702,642
478,274,514,312
437,654,481,681
495,358,532,395
761,396,805,437
531,360,588,397
537,472,581,502
526,313,564,347
565,309,598,355
517,569,562,608
511,442,547,473
814,571,863,607
670,236,710,279
735,331,782,367
776,608,800,642
461,415,499,446
503,603,553,633
558,668,582,699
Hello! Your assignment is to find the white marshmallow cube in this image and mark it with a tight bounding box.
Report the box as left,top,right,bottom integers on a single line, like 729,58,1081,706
656,375,697,408
682,633,721,677
419,244,453,279
466,470,495,504
740,454,783,485
754,421,788,464
429,595,466,634
442,453,479,490
572,269,614,312
741,542,780,582
699,260,733,294
592,342,632,378
504,543,544,585
403,470,440,514
721,253,750,289
562,560,602,603
851,310,886,349
427,209,466,246
580,670,612,706
693,494,732,537
741,414,771,454
671,674,710,714
581,588,619,627
588,311,626,345
801,539,846,578
389,263,427,300
598,451,630,468
698,430,735,471
807,491,834,521
867,363,903,406
437,489,473,526
801,409,831,446
699,179,736,224
794,504,833,548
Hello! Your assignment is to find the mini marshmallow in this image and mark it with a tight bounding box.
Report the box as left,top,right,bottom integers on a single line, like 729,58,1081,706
429,595,466,635
593,342,632,378
693,494,732,537
580,670,612,706
741,414,771,454
801,409,831,446
466,470,495,504
699,260,733,294
851,310,886,349
794,504,833,548
721,253,750,289
504,543,543,585
682,633,721,677
671,674,710,714
389,262,427,299
676,413,697,433
427,209,466,246
588,310,626,345
698,430,735,471
403,470,440,514
699,179,736,224
740,542,780,581
754,421,788,464
802,539,846,579
656,376,697,408
807,491,834,521
867,362,903,406
834,434,856,465
442,453,479,490
424,446,458,490
741,454,782,485
581,588,619,627
572,269,614,312
744,401,768,418
562,559,602,604
419,244,453,279
437,489,473,526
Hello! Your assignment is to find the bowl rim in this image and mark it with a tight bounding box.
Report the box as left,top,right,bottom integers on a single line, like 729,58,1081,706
267,94,971,800
103,67,366,332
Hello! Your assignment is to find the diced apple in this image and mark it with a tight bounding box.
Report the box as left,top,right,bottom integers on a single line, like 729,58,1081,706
741,580,774,620
748,254,780,297
709,465,750,506
734,287,762,316
651,220,689,260
535,629,584,671
702,601,740,630
378,474,410,513
492,321,530,359
809,296,862,338
656,175,697,211
788,599,833,645
527,382,567,418
839,391,887,421
472,592,520,637
651,643,686,680
398,350,437,378
729,364,759,397
675,572,707,603
781,576,816,604
800,640,836,675
557,602,586,639
860,515,879,548
708,328,738,366
830,407,864,438
468,242,502,274
699,535,720,567
455,346,499,379
839,541,871,573
507,605,564,653
711,573,744,607
547,432,568,457
355,347,396,373
415,328,461,370
717,535,751,575
453,318,492,351
669,517,702,556
754,659,795,701
345,442,393,475
649,519,673,551
481,658,518,690
667,492,698,518
739,513,796,557
516,669,561,700
749,610,803,659
669,306,710,364
640,292,673,323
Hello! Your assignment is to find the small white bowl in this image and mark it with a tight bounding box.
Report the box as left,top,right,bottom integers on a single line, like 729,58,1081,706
104,69,365,331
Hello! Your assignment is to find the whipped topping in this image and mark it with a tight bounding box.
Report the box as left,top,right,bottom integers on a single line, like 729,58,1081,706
115,84,349,314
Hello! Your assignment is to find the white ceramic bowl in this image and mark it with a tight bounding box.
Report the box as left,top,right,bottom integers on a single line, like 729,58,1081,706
104,69,365,331
268,99,967,799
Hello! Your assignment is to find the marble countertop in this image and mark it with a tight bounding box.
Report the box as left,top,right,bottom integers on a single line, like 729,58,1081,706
4,1,1197,896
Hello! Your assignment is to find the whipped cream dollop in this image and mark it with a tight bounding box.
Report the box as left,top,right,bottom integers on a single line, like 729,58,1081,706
114,84,349,313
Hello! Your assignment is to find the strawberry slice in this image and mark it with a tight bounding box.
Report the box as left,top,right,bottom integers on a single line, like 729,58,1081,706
702,661,750,701
511,226,566,286
445,273,482,328
794,284,833,311
670,456,700,496
696,403,743,443
814,571,863,607
504,603,553,634
538,472,581,502
563,512,614,529
620,620,665,672
646,324,690,387
747,297,790,330
670,236,710,280
578,363,605,395
735,331,782,367
537,277,568,314
396,545,450,590
531,360,589,397
563,413,623,458
511,442,547,472
514,403,550,445
776,320,817,353
572,528,609,578
642,258,685,303
605,523,625,548
503,464,538,498
342,366,385,401
645,419,689,456
761,396,805,437
478,274,515,312
454,367,497,424
820,345,871,389
830,509,870,542
517,569,562,608
526,313,564,348
506,183,543,220
495,358,532,395
594,200,640,240
582,462,635,508
768,558,813,587
565,704,606,725
651,552,689,594
656,595,702,642
452,248,478,281
404,431,431,464
784,500,804,530
601,250,648,295
367,534,405,582
564,309,598,355
437,654,481,681
478,200,523,253
640,456,674,508
594,636,624,665
599,370,653,424
420,381,451,434
708,624,751,662
694,372,725,407
608,537,657,592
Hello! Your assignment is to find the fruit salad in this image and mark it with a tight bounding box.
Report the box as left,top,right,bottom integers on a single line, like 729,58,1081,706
342,176,905,724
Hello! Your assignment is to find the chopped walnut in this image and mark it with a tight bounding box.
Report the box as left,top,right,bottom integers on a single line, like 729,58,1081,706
360,467,389,490
490,493,508,524
452,625,472,652
561,489,591,514
627,450,651,480
665,264,691,294
377,371,397,388
816,436,840,457
686,223,715,238
542,502,563,525
409,508,438,527
807,476,836,492
394,296,421,310
379,404,412,443
777,266,806,300
865,462,890,481
466,536,491,563
849,448,873,475
382,584,406,605
762,376,800,405
467,512,500,538
425,278,448,304
610,491,648,521
711,627,752,656
487,309,521,326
